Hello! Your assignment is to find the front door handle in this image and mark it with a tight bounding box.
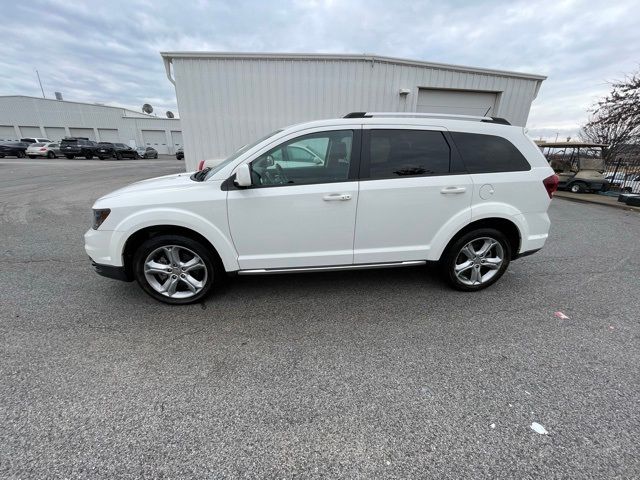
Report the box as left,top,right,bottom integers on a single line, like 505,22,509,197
440,186,466,194
323,193,352,201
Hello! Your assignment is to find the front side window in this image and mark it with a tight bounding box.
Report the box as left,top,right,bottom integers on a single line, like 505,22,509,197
365,129,450,179
250,130,354,187
450,132,531,173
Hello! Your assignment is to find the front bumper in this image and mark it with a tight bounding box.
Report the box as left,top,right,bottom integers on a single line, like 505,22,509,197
91,261,131,281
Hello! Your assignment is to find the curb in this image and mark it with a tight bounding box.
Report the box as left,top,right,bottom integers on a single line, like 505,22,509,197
553,193,640,213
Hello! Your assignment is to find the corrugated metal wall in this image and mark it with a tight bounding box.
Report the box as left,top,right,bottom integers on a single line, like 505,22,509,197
0,96,182,153
170,56,543,170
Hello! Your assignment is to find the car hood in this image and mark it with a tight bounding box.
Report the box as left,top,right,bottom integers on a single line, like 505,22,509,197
96,172,196,203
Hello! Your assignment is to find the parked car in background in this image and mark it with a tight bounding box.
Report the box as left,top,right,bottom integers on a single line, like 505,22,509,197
60,137,99,159
26,142,60,158
85,112,558,305
20,137,51,144
0,141,30,158
176,147,184,160
136,146,158,159
96,142,138,160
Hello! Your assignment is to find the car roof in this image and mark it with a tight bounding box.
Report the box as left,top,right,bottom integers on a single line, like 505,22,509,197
278,114,521,138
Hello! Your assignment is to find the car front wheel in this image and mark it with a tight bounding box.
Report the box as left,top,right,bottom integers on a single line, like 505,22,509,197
570,182,587,193
441,228,511,291
133,235,220,305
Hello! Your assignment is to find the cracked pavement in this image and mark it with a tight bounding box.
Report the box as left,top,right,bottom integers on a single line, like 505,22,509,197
1,157,639,478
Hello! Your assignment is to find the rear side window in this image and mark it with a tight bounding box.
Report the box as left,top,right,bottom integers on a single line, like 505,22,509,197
450,132,530,173
365,129,450,179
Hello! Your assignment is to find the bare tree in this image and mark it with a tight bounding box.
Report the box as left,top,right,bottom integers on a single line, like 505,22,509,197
580,71,640,163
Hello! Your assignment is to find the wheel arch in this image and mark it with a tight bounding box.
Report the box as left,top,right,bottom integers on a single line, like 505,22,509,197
122,225,229,279
435,217,522,262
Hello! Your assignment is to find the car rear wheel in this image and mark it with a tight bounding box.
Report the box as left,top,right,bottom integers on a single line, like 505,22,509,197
17,151,25,158
47,151,55,158
570,182,587,193
133,235,220,305
441,228,511,292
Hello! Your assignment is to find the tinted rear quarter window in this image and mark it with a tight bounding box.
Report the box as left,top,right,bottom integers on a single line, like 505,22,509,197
366,129,450,179
450,132,530,173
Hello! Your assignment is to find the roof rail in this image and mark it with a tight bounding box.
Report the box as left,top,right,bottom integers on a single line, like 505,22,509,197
343,112,511,125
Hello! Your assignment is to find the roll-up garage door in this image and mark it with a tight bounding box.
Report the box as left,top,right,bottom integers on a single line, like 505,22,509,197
0,125,17,141
171,130,183,152
416,89,498,117
69,128,95,140
45,127,66,142
19,126,42,138
142,130,168,154
98,128,119,142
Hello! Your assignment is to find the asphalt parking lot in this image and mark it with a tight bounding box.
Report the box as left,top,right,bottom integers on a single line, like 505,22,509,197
1,157,639,478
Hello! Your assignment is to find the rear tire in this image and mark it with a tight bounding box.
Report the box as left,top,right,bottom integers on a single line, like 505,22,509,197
17,151,26,158
47,151,55,158
570,182,587,193
132,235,221,305
441,228,511,292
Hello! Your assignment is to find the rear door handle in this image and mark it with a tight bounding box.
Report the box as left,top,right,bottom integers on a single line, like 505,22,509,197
440,186,466,194
323,193,352,201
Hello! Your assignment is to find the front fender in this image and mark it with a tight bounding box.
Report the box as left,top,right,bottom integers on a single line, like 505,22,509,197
110,208,239,271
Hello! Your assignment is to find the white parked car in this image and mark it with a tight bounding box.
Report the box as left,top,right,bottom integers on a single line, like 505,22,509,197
85,112,558,304
26,142,61,158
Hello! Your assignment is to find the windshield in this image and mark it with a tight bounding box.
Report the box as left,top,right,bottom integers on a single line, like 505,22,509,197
204,130,283,180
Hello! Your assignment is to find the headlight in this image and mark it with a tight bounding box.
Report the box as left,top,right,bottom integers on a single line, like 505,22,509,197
92,208,111,230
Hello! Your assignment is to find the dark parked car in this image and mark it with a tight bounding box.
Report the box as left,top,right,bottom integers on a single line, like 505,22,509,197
60,137,99,159
97,142,138,160
135,146,158,159
0,141,30,158
176,146,184,160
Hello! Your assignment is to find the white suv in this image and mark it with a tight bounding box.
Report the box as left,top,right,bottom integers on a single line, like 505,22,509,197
85,112,558,305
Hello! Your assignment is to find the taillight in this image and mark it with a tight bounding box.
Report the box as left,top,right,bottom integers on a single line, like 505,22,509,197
543,174,559,198
40,147,47,151
197,160,205,171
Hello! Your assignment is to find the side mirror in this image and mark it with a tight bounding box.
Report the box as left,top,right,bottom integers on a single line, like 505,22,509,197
234,163,252,187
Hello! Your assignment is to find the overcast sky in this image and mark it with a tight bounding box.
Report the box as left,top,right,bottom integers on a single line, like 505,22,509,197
2,0,638,139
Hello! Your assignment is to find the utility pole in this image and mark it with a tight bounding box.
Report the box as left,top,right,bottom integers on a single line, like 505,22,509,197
35,69,45,98
554,132,559,142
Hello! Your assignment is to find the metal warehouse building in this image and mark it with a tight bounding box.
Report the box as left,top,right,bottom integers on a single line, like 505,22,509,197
161,52,546,170
0,96,182,154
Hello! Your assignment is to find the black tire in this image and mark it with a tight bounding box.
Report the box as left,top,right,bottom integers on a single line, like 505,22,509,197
47,151,55,158
98,156,105,160
65,155,74,159
115,152,122,160
154,153,158,159
132,234,221,305
441,228,511,292
17,151,26,158
85,154,93,160
570,182,587,193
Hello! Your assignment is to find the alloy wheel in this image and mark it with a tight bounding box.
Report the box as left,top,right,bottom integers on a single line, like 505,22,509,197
143,245,208,299
453,237,504,286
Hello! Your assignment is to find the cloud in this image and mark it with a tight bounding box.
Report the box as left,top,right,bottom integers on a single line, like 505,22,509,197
1,0,638,136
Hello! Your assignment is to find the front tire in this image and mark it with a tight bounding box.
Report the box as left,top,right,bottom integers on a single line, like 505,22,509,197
47,151,55,158
17,151,26,158
133,235,220,305
441,228,511,291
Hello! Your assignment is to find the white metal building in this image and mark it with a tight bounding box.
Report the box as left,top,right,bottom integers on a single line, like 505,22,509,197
0,96,182,154
161,52,546,170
